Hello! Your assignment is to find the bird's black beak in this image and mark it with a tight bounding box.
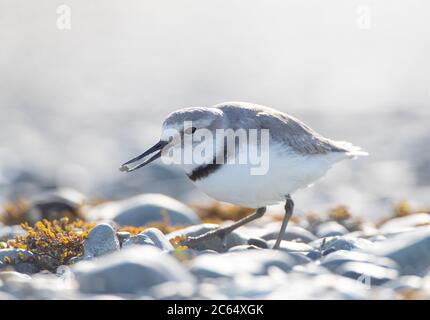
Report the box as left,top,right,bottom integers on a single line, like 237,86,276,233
119,140,169,172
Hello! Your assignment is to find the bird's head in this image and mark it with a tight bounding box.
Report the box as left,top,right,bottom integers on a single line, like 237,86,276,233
120,107,225,173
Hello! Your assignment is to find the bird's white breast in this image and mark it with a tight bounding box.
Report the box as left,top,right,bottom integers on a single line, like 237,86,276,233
192,144,347,208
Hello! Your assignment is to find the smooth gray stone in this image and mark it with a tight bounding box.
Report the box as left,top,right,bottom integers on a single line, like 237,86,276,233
201,250,218,254
116,231,131,246
335,261,399,286
267,240,313,252
365,226,430,276
0,248,33,264
0,225,27,241
316,221,349,238
379,213,430,233
266,273,376,299
0,292,16,300
12,263,39,274
265,240,315,264
292,262,330,276
382,275,423,291
68,256,85,265
368,235,387,242
167,224,247,252
122,233,154,248
25,188,85,222
93,194,200,227
83,223,120,258
306,250,323,261
169,248,218,260
247,237,268,249
73,246,194,294
261,226,317,243
149,281,196,300
189,249,298,279
321,250,399,272
310,236,373,256
0,271,32,281
140,228,173,251
123,228,173,251
287,252,312,265
228,245,261,252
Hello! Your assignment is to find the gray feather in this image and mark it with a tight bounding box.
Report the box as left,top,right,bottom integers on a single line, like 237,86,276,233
215,102,361,155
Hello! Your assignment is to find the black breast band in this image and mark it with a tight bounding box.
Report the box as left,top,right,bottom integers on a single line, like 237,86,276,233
187,147,228,181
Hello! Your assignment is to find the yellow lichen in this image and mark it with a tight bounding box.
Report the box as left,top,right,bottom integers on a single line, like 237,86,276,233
377,202,430,226
2,256,11,264
192,202,255,224
6,219,95,271
0,199,83,226
328,205,352,221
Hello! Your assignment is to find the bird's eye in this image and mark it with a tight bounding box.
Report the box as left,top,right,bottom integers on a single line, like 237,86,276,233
185,127,197,135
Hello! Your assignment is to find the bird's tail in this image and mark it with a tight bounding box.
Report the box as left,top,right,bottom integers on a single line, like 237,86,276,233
333,140,369,158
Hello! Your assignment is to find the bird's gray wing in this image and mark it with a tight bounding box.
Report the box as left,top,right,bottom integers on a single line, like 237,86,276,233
254,110,347,155
216,102,349,155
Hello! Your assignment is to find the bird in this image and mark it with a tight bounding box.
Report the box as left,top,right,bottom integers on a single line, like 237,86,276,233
120,101,367,249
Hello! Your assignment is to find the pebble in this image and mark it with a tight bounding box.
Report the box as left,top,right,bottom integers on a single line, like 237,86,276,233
122,233,154,248
0,248,33,264
83,223,120,258
89,193,199,226
379,213,430,233
366,226,430,276
73,246,194,294
169,248,218,261
287,252,313,265
189,249,298,279
316,221,349,238
261,225,317,243
13,263,40,274
382,275,423,292
0,225,26,241
123,228,173,251
309,236,373,256
26,188,85,222
116,231,131,246
228,245,261,252
0,271,32,282
247,238,268,249
267,240,313,252
335,262,399,286
266,273,384,299
321,250,399,272
292,262,329,276
149,281,196,300
167,224,247,252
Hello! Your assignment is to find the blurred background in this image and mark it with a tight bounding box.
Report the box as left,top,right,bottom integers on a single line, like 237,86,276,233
1,0,429,220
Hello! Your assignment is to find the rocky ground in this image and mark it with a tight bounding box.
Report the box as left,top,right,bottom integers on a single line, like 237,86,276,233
1,188,430,300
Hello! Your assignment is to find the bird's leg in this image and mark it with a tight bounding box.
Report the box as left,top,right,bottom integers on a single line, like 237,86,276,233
273,195,294,249
183,207,267,246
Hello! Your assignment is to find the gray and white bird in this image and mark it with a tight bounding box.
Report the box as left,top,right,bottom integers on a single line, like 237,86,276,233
120,102,367,249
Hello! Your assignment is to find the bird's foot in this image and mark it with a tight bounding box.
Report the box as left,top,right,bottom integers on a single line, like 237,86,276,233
181,227,228,247
272,242,281,250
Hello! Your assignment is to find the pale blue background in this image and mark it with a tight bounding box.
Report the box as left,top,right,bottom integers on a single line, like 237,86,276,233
1,0,429,219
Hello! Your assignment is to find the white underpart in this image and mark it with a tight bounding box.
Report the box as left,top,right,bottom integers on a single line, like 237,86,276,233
193,143,350,208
